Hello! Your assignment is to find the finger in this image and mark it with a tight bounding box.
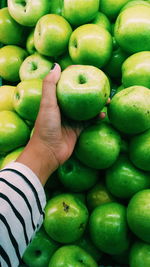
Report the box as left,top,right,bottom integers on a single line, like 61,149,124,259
106,97,111,105
41,63,61,109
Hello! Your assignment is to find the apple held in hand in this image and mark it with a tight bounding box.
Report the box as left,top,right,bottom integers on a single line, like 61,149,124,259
0,45,27,82
0,85,16,111
69,24,113,68
34,14,72,57
19,53,53,81
0,111,30,154
7,0,50,26
57,65,110,121
114,4,150,53
48,245,98,267
23,227,59,267
89,202,130,255
50,0,99,26
13,79,42,122
0,7,26,45
122,51,150,89
44,193,89,243
75,122,121,169
108,86,150,134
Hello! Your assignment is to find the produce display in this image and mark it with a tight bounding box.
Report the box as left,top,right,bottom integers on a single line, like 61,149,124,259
1,0,150,266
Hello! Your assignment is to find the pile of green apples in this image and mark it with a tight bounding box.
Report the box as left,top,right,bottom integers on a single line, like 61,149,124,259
1,0,150,266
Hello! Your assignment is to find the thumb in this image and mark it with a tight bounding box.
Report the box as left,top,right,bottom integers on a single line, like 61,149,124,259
40,63,61,109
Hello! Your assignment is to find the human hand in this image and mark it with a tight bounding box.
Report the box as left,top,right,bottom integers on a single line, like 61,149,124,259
17,64,110,185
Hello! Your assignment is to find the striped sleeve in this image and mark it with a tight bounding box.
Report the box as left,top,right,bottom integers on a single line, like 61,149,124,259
0,162,46,267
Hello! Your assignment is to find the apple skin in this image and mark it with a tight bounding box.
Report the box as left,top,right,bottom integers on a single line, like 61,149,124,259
106,154,150,199
57,155,99,192
0,111,30,154
7,0,50,27
44,193,89,243
0,45,27,82
19,53,53,81
57,52,74,71
92,11,112,33
0,7,26,45
23,227,59,267
1,147,24,169
108,86,150,135
0,85,16,111
86,182,114,211
127,189,150,243
57,65,110,121
122,51,150,89
114,5,150,54
99,0,130,21
129,128,150,172
129,241,150,267
69,24,113,68
48,245,98,267
75,122,121,169
26,29,36,55
89,202,130,255
121,0,150,12
34,14,72,57
50,0,99,26
13,79,42,122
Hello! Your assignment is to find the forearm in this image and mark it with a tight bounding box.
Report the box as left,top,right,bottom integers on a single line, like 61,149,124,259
16,139,58,186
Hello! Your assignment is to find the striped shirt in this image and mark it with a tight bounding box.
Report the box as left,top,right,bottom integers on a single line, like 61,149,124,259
0,162,46,267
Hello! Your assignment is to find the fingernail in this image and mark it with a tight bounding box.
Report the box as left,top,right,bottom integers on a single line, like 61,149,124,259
51,63,56,71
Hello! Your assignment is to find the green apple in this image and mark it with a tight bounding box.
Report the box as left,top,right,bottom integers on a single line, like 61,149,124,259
0,45,27,82
108,86,150,134
89,202,130,254
50,0,99,26
34,14,72,57
121,0,150,12
114,4,150,53
0,111,30,154
122,51,150,88
92,11,112,33
13,79,42,122
127,189,150,243
57,65,110,121
106,154,150,199
57,155,99,192
73,234,102,262
69,24,113,68
75,122,121,169
86,182,114,211
44,193,89,243
130,240,150,267
0,85,16,111
1,146,24,169
99,0,130,20
104,47,128,79
0,7,26,45
19,53,53,81
129,128,150,171
23,227,59,267
7,0,50,26
48,245,98,267
26,29,36,55
57,53,74,71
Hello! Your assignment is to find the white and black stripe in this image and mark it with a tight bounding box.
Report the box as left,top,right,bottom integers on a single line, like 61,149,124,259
0,162,46,267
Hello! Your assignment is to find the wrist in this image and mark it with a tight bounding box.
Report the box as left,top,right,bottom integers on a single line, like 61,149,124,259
16,139,59,186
